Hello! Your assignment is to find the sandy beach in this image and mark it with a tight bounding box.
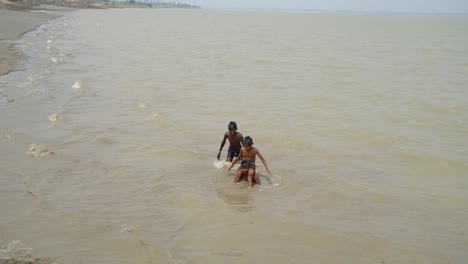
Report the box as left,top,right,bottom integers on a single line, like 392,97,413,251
0,5,73,75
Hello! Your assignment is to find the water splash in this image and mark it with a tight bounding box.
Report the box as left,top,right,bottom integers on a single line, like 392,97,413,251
213,160,231,169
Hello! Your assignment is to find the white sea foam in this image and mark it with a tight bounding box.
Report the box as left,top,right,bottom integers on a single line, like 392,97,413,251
72,81,81,89
48,113,60,122
0,240,33,261
17,78,33,89
27,144,53,158
121,227,139,232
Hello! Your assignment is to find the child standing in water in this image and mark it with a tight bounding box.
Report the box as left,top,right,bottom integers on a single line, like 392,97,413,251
217,121,244,162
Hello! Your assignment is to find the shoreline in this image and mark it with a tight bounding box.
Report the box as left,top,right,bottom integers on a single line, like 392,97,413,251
0,1,199,76
0,4,72,263
0,5,74,76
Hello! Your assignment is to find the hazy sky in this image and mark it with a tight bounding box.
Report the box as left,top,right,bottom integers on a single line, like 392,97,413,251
186,0,468,14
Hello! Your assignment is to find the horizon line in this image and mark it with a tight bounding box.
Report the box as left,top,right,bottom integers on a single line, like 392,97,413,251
197,6,468,16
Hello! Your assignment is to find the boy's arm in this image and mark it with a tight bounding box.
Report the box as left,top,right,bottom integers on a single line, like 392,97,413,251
256,150,271,175
228,149,243,171
217,133,228,160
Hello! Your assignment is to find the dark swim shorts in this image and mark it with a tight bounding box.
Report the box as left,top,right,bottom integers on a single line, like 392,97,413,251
249,162,256,172
227,147,240,161
237,162,256,172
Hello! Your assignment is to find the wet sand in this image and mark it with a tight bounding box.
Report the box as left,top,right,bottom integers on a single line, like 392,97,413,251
0,5,73,75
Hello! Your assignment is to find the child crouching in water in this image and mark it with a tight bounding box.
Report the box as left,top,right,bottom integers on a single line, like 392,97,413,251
229,136,270,187
234,160,261,186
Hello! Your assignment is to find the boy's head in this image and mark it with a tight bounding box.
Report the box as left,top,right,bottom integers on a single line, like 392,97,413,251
228,121,237,132
240,160,250,171
244,136,253,146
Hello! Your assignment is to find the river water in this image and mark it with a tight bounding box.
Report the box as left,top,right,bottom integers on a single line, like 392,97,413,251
1,8,467,264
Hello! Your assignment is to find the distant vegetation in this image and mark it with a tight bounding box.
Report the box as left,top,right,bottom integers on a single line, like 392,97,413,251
98,0,200,8
1,0,200,9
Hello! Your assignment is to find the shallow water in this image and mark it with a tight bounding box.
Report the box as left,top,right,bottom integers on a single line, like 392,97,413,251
1,8,467,264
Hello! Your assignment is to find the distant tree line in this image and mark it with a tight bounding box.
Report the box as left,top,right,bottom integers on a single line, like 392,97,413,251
97,0,199,8
5,0,199,9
